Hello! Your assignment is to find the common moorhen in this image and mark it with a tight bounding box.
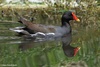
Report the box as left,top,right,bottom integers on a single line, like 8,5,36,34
10,11,80,37
10,11,80,57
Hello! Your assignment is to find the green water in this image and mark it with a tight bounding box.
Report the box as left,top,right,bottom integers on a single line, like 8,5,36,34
0,18,100,67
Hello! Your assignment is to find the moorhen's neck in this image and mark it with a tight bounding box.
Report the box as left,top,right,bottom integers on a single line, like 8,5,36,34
61,19,70,26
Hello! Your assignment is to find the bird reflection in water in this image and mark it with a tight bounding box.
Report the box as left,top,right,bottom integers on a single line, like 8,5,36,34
62,33,80,57
19,34,80,57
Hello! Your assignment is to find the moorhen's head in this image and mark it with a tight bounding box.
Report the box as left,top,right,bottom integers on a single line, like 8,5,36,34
61,11,80,26
62,45,80,57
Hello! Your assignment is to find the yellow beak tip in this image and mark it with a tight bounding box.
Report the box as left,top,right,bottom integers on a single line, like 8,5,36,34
77,47,81,50
76,19,80,22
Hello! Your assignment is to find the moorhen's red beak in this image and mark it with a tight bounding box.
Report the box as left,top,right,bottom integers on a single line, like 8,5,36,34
72,12,80,22
74,47,81,56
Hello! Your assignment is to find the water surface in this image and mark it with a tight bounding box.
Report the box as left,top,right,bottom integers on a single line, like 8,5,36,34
0,19,100,67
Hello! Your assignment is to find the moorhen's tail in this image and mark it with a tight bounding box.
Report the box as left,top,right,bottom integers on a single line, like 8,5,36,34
13,11,35,35
10,27,34,36
18,17,31,26
14,11,32,26
10,27,27,36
